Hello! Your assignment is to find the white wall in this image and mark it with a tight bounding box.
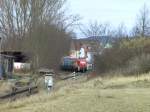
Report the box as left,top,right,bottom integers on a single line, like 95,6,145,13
14,62,31,70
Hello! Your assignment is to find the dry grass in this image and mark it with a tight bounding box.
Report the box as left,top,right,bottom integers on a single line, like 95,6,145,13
1,72,150,112
0,80,15,93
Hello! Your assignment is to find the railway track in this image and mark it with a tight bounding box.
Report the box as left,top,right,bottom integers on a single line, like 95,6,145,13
58,71,92,80
0,85,38,101
0,75,39,101
0,71,93,102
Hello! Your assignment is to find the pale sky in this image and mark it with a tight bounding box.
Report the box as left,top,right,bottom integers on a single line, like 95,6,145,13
68,0,150,37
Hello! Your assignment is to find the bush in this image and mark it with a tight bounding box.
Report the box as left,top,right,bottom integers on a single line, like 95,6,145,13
120,37,150,50
95,37,150,75
124,54,150,75
3,24,71,71
94,47,135,73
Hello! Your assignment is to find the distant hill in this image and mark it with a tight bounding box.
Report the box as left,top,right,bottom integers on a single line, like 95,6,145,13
78,36,113,46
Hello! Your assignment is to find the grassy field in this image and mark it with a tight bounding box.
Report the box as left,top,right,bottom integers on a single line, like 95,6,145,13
1,73,150,112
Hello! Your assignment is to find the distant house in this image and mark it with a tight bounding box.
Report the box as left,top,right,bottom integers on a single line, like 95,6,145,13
73,36,113,55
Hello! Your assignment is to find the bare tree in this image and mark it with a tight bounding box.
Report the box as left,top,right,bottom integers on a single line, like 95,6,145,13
0,0,69,39
80,21,111,37
114,23,128,38
0,0,79,70
133,4,150,37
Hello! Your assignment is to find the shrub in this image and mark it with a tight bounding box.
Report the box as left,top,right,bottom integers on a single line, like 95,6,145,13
125,54,150,75
95,37,150,75
120,37,150,49
94,47,135,73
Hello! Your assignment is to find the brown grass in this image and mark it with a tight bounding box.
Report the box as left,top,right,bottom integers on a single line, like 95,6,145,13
1,72,150,112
